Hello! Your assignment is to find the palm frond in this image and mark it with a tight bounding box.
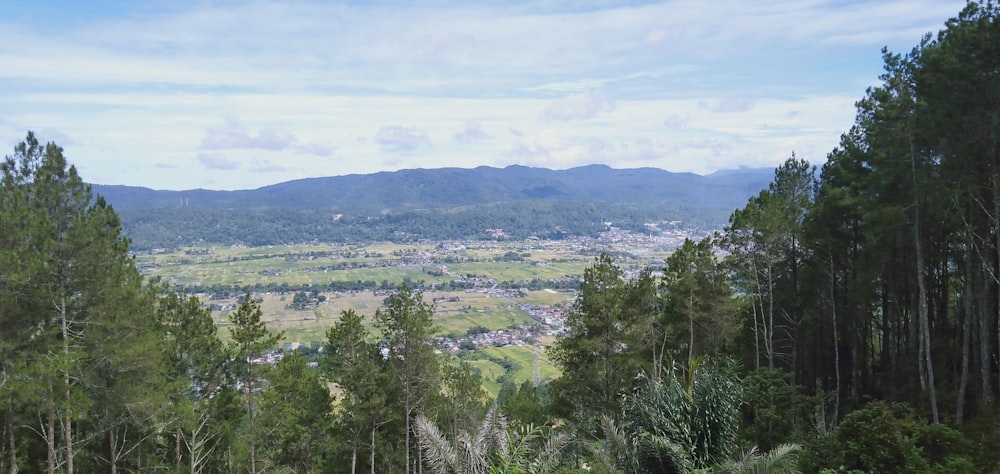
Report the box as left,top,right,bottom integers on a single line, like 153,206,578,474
415,414,460,474
735,443,802,474
601,414,638,472
530,430,571,474
476,401,509,461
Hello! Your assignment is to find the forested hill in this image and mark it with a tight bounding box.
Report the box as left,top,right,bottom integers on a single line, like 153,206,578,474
92,164,773,249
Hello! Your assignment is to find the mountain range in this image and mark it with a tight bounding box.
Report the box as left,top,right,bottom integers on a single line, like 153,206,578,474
93,164,774,249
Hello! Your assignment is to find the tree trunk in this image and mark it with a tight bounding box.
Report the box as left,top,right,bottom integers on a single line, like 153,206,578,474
767,261,775,369
176,427,182,472
751,294,761,370
830,252,841,424
911,137,939,424
6,407,16,474
688,291,695,370
957,255,973,425
46,401,56,474
247,360,256,474
62,414,72,474
351,429,358,474
109,429,118,474
189,425,197,474
979,260,991,405
749,256,765,370
60,297,73,474
370,421,377,474
404,387,411,474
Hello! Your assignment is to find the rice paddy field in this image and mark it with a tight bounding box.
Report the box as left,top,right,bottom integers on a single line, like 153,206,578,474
136,239,670,391
136,241,597,289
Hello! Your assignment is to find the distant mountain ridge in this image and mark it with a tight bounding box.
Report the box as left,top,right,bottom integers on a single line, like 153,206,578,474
94,164,773,212
92,164,774,249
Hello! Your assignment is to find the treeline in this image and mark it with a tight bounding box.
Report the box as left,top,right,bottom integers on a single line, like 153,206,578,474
719,0,1000,426
0,134,491,473
117,199,721,251
181,276,582,300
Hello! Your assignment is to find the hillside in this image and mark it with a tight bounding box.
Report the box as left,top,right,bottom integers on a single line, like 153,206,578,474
94,164,773,249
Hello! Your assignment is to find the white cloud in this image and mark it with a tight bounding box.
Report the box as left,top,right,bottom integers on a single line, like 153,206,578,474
621,137,678,162
683,138,735,157
701,96,755,114
197,153,241,170
249,158,288,173
34,129,77,147
200,117,296,151
542,90,615,122
375,125,430,153
295,143,336,157
503,129,609,169
662,114,689,130
453,121,492,143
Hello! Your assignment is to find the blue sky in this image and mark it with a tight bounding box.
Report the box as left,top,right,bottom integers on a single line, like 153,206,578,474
0,0,967,190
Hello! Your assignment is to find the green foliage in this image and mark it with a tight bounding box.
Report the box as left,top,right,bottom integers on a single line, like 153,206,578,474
255,353,332,472
959,405,1000,471
700,444,803,474
740,368,812,451
500,380,551,428
0,131,178,472
551,253,658,431
802,402,976,474
228,294,284,373
376,285,441,472
226,294,283,473
660,237,736,369
611,359,743,473
323,306,422,472
415,403,568,474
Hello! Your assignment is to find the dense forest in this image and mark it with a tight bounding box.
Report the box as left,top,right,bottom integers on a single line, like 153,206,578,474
114,201,705,251
93,164,770,250
2,2,1000,472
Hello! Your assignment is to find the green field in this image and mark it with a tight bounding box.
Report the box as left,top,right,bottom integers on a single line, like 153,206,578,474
137,241,596,288
139,240,670,391
476,345,561,396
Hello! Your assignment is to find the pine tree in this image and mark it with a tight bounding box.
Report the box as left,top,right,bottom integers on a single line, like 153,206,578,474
227,294,282,474
550,253,657,432
375,286,440,474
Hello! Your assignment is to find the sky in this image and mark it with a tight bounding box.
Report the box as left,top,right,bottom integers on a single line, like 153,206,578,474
0,0,969,191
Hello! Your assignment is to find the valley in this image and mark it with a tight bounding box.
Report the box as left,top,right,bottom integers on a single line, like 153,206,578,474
136,228,700,393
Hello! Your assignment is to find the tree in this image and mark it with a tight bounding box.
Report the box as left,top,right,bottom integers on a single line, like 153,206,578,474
499,380,550,428
227,294,283,474
436,361,488,441
550,253,657,433
256,353,332,472
915,0,1000,415
86,277,166,474
661,237,735,370
0,132,168,473
325,309,400,474
723,156,814,379
155,289,230,473
375,286,440,474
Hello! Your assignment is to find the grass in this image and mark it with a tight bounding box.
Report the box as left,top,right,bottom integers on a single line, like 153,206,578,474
468,345,562,397
138,242,592,289
520,289,577,306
